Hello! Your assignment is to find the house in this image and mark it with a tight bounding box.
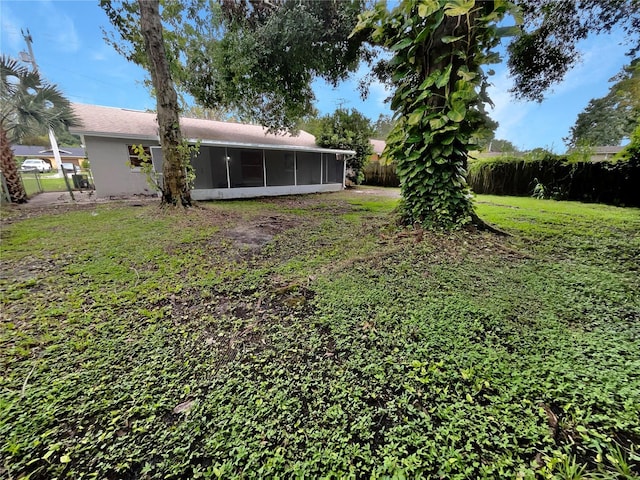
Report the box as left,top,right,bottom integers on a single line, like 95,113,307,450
69,103,354,200
590,146,623,162
369,139,386,163
11,145,86,169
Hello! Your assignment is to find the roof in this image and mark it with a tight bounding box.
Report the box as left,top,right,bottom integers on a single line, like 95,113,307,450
70,103,354,154
593,146,623,154
12,145,86,158
370,139,386,155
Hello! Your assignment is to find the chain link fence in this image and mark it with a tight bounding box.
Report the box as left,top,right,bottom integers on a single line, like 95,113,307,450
1,169,95,203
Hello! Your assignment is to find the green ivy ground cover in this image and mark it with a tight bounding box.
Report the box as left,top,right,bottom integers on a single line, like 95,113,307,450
1,190,639,479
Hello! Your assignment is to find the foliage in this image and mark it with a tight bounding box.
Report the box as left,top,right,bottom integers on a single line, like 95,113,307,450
0,55,77,203
20,131,82,147
313,108,374,185
0,56,78,144
372,113,395,139
1,191,639,478
487,138,519,154
615,123,640,165
102,0,370,132
507,0,640,102
467,154,640,205
129,141,200,193
354,0,516,228
565,59,640,149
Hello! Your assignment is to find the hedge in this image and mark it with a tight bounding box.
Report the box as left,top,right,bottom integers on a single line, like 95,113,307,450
467,155,640,207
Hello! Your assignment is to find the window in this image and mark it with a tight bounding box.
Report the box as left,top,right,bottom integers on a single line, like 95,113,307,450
128,145,152,169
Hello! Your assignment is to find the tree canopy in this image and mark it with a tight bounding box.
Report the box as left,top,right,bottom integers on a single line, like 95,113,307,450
311,108,374,185
102,0,371,131
508,0,640,102
0,55,77,203
566,58,640,148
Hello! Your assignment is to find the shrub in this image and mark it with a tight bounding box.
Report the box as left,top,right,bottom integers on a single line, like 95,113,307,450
467,155,640,206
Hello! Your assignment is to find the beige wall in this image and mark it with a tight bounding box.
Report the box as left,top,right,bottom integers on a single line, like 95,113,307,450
84,136,158,198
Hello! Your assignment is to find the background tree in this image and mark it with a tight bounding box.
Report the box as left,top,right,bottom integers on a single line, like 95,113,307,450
313,108,374,185
616,124,640,165
372,113,395,139
20,130,82,147
508,0,640,102
487,138,519,154
0,55,77,203
137,0,191,206
565,59,640,148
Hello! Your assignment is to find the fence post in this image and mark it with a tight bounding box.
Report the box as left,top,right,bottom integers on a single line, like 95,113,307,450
62,170,75,201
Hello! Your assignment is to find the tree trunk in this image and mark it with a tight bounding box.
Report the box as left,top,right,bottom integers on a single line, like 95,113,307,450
0,125,27,203
393,12,477,227
138,0,191,206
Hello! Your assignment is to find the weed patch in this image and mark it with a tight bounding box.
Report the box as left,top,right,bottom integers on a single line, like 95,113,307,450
1,192,639,478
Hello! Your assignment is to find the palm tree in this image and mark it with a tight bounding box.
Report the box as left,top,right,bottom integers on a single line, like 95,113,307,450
1,55,78,203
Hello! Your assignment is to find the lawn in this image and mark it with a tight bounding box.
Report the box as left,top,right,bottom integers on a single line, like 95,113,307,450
1,189,639,479
20,174,71,196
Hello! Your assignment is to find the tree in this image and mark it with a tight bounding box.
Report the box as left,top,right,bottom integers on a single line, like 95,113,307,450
137,0,191,206
355,1,513,227
508,0,640,102
314,108,374,185
566,59,640,148
616,123,640,165
487,139,518,154
0,55,77,203
103,0,370,131
20,130,82,147
373,113,395,139
356,0,639,228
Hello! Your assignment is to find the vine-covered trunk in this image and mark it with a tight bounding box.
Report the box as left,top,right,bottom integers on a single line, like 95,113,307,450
358,1,509,228
0,125,27,203
138,0,191,207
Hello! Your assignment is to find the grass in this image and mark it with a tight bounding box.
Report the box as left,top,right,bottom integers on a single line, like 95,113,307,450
1,190,639,479
21,172,87,196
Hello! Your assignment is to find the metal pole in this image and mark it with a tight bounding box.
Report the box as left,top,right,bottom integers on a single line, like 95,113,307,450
23,30,71,191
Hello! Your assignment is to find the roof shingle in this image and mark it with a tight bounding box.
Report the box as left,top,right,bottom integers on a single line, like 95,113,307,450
69,103,320,149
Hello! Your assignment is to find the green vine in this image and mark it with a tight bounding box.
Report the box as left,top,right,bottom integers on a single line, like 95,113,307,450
129,140,200,195
355,0,520,228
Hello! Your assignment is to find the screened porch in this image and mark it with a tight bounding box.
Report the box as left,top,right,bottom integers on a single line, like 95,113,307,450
189,145,349,200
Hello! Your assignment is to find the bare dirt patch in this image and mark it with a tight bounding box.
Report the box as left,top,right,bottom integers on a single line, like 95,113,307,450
224,215,297,248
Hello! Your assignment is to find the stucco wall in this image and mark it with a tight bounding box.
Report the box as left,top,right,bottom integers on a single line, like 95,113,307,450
84,136,158,198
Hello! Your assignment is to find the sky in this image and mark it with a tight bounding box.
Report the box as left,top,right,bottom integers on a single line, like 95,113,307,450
0,0,633,153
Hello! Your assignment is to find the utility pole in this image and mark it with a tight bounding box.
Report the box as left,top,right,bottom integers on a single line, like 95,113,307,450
20,29,74,200
20,29,39,74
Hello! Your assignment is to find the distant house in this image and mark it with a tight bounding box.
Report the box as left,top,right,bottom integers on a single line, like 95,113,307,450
591,146,623,162
69,103,354,200
369,139,386,162
11,145,86,169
